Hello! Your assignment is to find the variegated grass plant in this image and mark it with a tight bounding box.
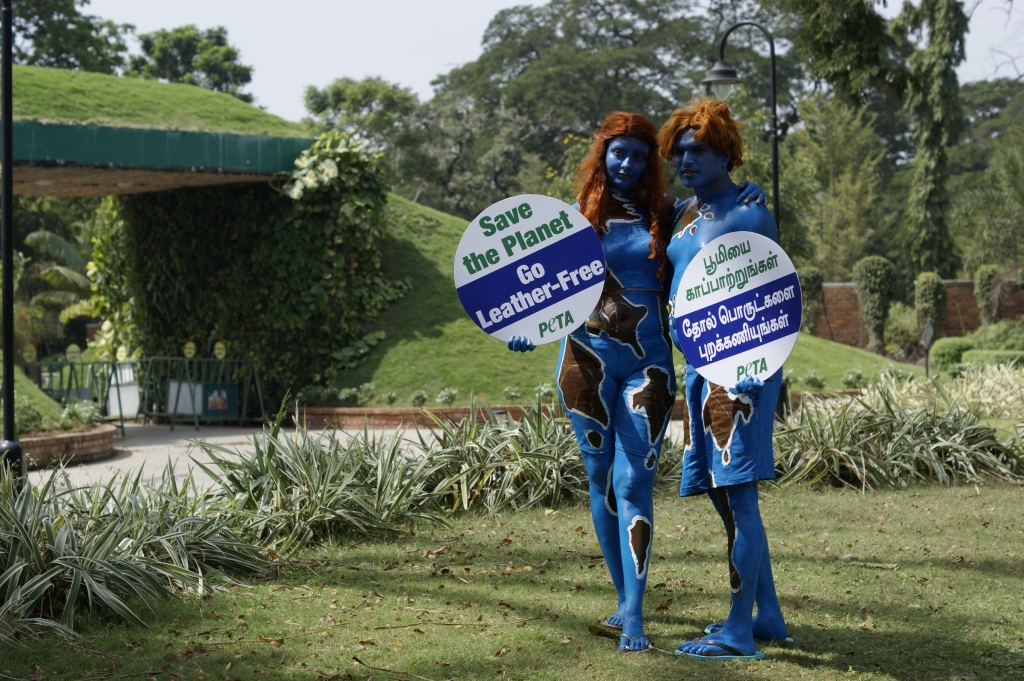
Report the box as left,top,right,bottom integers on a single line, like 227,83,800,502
0,464,265,642
774,371,1023,490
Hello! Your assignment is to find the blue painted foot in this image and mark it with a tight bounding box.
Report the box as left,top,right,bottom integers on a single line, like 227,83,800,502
704,618,792,642
601,612,624,629
675,638,764,661
619,633,651,652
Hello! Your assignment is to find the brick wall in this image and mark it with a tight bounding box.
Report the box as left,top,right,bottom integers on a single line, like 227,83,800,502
812,280,1024,349
23,424,116,469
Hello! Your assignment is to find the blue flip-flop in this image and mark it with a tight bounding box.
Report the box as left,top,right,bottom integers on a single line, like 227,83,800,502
619,634,651,653
675,638,765,661
703,622,794,643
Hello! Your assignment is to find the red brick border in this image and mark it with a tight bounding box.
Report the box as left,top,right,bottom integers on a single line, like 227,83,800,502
289,405,563,429
22,424,117,470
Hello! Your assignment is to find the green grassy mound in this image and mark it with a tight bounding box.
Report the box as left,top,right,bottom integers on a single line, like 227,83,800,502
340,196,924,406
15,365,64,424
12,65,308,137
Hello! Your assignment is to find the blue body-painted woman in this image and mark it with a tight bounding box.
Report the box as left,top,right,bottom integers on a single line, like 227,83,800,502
658,100,789,662
509,111,766,652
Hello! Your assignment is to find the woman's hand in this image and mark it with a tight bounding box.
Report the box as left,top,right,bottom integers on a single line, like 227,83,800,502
736,180,767,206
507,335,536,352
730,375,765,395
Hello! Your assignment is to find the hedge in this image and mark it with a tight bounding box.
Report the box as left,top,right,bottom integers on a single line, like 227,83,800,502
961,349,1024,368
852,256,896,353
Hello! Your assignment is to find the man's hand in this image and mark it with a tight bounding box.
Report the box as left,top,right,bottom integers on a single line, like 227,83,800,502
736,180,767,206
507,335,536,352
730,375,765,395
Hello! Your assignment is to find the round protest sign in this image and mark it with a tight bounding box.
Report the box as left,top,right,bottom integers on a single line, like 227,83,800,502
672,232,801,386
454,194,605,345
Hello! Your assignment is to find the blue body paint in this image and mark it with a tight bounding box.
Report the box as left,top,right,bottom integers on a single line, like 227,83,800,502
666,124,788,659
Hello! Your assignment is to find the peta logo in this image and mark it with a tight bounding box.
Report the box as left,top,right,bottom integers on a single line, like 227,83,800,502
737,357,768,380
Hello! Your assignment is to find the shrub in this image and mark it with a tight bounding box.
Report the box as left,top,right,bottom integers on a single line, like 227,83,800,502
931,337,975,370
384,390,397,406
60,398,101,428
884,302,917,360
1,394,43,435
197,428,443,555
796,267,824,334
852,255,896,352
502,386,522,401
961,349,1024,368
1018,267,1024,290
436,387,458,405
774,375,1022,489
355,382,375,407
842,370,865,389
410,390,428,408
535,382,556,402
914,271,946,334
967,318,1024,351
974,264,1000,324
800,371,825,390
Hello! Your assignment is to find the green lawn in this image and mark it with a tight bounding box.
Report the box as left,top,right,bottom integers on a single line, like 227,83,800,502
342,195,923,405
14,363,64,424
12,65,309,137
6,483,1021,680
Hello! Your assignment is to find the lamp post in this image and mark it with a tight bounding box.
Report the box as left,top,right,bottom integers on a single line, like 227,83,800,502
701,20,780,232
0,0,22,488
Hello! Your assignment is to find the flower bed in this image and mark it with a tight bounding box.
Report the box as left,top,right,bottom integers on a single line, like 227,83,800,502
288,404,560,429
22,424,117,469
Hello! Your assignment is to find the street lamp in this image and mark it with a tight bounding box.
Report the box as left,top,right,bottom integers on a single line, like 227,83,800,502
0,0,22,488
701,20,780,232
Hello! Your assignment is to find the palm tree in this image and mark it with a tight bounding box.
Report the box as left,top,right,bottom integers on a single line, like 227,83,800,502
22,230,92,323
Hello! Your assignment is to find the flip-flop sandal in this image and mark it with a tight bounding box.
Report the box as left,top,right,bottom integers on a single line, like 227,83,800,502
619,634,651,653
675,638,765,661
703,622,794,643
600,618,623,630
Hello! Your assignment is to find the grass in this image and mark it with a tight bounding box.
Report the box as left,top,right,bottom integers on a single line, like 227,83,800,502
13,363,64,425
343,193,923,405
3,483,1021,680
12,65,309,137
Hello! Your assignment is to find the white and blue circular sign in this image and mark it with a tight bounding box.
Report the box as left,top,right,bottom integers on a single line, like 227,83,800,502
672,232,802,386
455,194,606,345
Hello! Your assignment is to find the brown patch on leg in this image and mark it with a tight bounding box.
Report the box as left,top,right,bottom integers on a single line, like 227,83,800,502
714,489,741,594
702,384,753,450
586,431,603,450
627,515,652,579
558,336,609,427
645,451,657,470
630,366,674,443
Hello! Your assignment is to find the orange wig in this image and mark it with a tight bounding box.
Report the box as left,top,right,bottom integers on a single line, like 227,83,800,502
574,112,670,280
657,99,744,171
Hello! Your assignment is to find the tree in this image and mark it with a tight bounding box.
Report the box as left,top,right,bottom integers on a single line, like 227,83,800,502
128,25,254,102
891,0,968,279
304,77,431,192
12,0,131,73
952,146,1024,273
793,94,885,280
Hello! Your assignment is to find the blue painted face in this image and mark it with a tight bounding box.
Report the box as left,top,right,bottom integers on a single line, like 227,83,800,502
605,136,650,194
672,128,731,192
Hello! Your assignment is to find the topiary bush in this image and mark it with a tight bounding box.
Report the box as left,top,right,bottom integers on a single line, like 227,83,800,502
931,337,975,370
91,132,410,404
974,264,1000,324
852,256,896,353
914,271,946,335
796,267,824,335
884,302,917,360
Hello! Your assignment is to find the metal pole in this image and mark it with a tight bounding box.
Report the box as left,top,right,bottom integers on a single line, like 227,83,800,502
0,0,22,486
717,21,780,232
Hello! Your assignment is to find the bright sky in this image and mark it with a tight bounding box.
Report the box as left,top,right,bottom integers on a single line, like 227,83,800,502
88,0,1022,124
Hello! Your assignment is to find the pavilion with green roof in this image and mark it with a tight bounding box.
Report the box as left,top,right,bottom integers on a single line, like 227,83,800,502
7,66,313,196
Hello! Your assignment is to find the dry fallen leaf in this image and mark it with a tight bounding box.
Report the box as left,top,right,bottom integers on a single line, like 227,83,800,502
859,616,874,630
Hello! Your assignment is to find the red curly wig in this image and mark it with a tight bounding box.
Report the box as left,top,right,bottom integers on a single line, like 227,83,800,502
657,98,744,170
574,111,670,281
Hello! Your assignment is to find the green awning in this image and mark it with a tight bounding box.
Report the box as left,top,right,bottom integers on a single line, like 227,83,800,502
9,120,313,197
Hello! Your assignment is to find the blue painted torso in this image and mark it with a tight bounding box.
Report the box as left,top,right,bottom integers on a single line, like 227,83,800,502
666,185,778,347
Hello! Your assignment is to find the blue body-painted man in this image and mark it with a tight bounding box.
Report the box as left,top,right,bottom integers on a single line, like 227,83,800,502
657,99,789,661
509,111,766,652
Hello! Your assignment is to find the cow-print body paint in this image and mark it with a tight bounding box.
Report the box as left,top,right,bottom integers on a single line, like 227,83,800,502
604,468,618,517
627,515,652,579
558,336,610,427
628,365,674,444
586,271,649,358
